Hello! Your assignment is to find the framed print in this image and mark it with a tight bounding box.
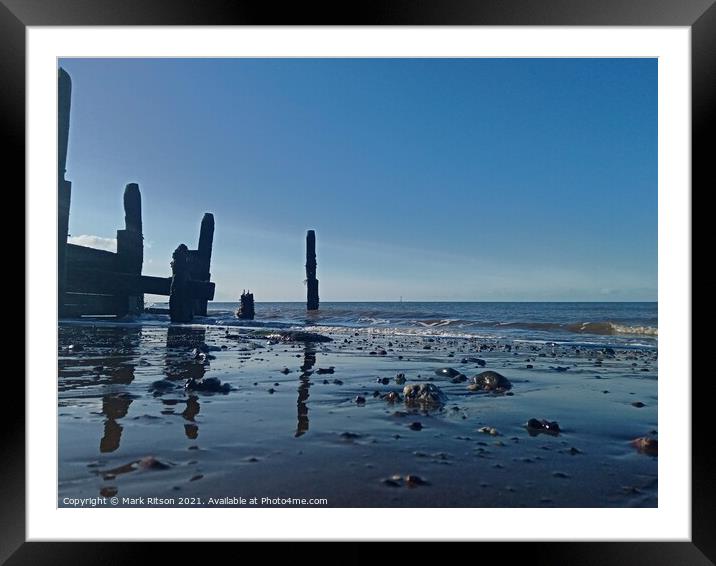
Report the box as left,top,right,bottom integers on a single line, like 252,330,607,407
6,0,710,563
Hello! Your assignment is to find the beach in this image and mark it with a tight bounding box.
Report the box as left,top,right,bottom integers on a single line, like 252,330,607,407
58,302,657,508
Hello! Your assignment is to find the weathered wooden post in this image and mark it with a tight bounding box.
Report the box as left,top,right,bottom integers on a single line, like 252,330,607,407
115,183,144,315
193,213,214,316
169,244,193,323
306,230,319,310
58,68,72,315
237,290,255,320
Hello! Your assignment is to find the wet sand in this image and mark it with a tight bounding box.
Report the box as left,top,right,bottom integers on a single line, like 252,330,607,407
58,323,657,507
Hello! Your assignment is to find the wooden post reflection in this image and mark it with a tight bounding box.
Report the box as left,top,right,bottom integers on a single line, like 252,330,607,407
99,327,141,453
296,343,316,437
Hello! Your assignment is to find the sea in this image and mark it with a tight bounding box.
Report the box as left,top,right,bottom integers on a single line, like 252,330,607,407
144,301,657,349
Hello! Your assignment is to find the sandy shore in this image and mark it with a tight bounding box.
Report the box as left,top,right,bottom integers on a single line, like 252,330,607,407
58,323,657,507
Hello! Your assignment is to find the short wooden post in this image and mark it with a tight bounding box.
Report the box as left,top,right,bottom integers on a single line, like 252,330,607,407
169,244,193,323
306,230,319,310
193,213,214,316
237,290,255,320
58,68,72,315
116,183,144,315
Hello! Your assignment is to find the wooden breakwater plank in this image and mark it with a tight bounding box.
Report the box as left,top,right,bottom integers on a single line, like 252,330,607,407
63,293,129,317
66,268,215,300
66,244,117,272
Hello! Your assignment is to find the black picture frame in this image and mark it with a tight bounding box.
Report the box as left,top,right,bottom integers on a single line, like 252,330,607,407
6,1,708,563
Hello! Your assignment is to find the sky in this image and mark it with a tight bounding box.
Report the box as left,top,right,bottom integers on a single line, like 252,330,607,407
59,58,657,302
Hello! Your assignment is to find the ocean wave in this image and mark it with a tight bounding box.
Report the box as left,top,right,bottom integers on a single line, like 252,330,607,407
564,321,657,336
498,320,658,337
410,319,657,337
303,324,496,341
145,311,659,338
66,303,657,342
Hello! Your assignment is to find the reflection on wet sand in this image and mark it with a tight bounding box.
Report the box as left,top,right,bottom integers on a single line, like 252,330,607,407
58,326,142,454
100,394,132,453
164,326,208,441
296,343,316,437
183,395,200,439
164,326,208,381
98,328,141,453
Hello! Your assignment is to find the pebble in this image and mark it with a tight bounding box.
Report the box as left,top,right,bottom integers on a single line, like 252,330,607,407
137,456,170,470
409,422,423,431
467,371,512,393
478,426,500,436
403,383,447,407
184,377,231,393
435,367,460,378
631,437,658,456
404,474,428,486
381,391,401,403
526,418,561,435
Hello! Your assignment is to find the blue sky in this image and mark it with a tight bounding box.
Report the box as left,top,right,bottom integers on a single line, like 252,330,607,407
59,58,657,302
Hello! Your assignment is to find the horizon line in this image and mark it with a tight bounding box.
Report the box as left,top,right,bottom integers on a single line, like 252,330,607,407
151,299,659,304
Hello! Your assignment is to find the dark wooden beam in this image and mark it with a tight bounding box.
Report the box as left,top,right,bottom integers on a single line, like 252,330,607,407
62,293,129,317
65,268,214,300
66,244,117,272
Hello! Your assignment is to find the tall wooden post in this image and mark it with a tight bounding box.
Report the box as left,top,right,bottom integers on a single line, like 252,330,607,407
194,213,214,316
58,68,72,316
306,229,319,310
116,183,144,315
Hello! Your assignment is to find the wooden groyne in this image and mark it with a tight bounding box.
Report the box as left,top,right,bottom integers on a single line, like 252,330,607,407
58,68,215,321
306,230,319,310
